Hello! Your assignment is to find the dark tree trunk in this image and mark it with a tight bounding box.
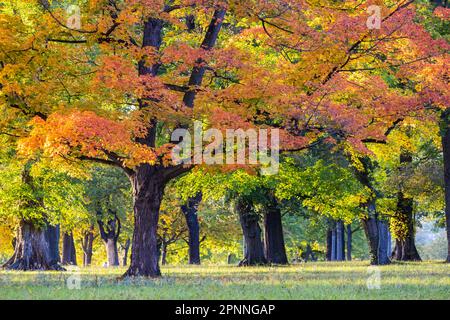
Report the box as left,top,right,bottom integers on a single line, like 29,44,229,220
263,195,288,265
378,219,390,264
81,226,94,267
118,9,224,278
236,197,266,266
181,193,202,265
392,151,421,261
353,157,390,265
346,224,352,261
441,109,450,263
3,220,64,271
303,243,317,262
97,212,121,267
44,223,60,265
326,224,332,261
361,201,391,265
121,238,130,266
392,240,403,260
123,166,165,278
161,243,167,265
62,232,77,265
336,220,345,261
331,223,337,261
395,194,421,261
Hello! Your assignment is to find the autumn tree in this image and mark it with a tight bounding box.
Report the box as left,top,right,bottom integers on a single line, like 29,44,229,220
2,0,447,275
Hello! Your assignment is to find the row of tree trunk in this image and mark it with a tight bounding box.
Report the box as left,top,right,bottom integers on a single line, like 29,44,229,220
326,220,351,261
236,194,288,266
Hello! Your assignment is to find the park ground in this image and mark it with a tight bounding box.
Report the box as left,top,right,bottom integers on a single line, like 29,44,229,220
0,261,448,300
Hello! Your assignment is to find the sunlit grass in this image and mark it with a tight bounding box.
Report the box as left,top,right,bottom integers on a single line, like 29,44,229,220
0,261,448,300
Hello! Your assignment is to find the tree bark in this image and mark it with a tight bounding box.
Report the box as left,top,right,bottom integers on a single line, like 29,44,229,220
97,212,121,267
336,220,344,261
263,194,288,265
353,157,390,265
346,224,352,261
441,108,450,263
181,193,202,265
161,243,167,265
395,194,421,261
3,220,64,270
44,223,60,265
121,238,130,267
361,201,391,265
122,166,165,277
62,232,77,265
377,219,390,264
236,197,267,266
331,223,337,261
81,226,94,267
326,224,333,261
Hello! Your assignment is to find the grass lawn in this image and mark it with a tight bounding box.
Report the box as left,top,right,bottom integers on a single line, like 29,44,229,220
0,261,448,300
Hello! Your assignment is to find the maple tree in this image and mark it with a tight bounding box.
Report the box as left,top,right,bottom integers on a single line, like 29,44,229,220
0,0,448,276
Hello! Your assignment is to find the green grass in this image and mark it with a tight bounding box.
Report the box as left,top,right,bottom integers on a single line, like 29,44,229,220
0,261,449,300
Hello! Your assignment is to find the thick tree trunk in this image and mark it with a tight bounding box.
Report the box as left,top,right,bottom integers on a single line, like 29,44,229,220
105,239,119,267
44,224,60,265
392,151,421,261
97,213,121,267
392,240,403,260
123,167,165,277
378,219,390,264
181,193,202,265
121,238,130,266
441,109,450,263
3,220,64,270
326,226,333,261
81,226,94,267
361,201,391,265
396,195,421,261
236,197,266,266
62,232,77,265
346,224,352,261
263,195,288,265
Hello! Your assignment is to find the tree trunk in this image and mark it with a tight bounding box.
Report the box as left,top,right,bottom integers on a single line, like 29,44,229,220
181,193,202,265
105,239,119,267
122,167,165,277
44,224,60,265
326,225,333,261
121,238,130,266
236,197,266,266
346,224,352,261
392,239,403,260
161,243,167,265
391,151,421,261
97,212,121,267
81,226,94,267
361,201,391,265
336,220,344,261
62,232,77,265
441,109,450,263
3,220,64,270
263,195,288,265
377,219,390,264
331,223,337,261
